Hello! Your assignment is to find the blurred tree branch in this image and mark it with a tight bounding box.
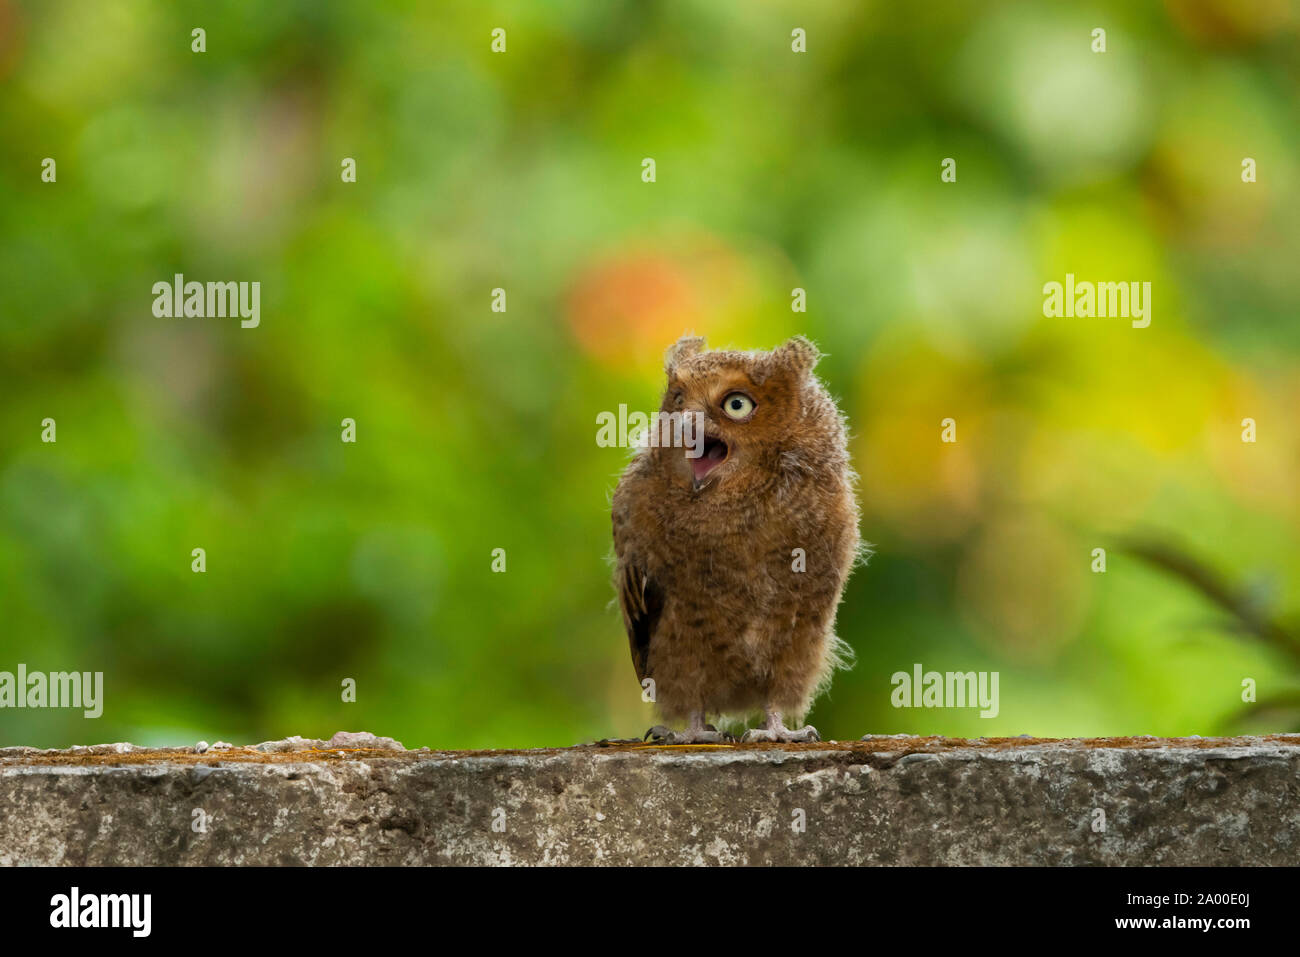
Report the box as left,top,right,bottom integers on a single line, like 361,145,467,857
1121,538,1300,667
1123,538,1300,732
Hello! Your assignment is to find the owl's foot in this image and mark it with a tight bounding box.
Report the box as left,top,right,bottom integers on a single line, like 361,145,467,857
643,711,734,745
741,725,820,743
741,709,821,743
643,724,733,745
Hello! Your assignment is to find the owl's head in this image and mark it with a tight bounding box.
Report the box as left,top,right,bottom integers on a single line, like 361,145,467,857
658,334,827,493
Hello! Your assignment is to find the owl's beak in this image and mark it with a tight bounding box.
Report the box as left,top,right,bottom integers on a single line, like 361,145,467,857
690,436,729,488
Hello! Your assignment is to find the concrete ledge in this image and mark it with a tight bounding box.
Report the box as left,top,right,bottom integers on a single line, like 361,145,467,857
3,732,1298,865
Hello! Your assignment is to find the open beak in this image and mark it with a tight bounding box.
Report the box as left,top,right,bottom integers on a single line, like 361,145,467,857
690,435,729,488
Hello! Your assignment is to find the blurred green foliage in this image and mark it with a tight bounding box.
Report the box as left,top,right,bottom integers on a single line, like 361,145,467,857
1,1,1298,748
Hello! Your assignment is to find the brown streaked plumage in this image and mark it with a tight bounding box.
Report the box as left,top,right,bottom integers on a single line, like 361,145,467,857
611,334,862,743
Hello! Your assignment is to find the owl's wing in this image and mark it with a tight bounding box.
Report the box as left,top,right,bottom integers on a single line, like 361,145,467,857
618,560,662,683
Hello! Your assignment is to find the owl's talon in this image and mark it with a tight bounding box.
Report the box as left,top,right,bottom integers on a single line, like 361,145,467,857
741,724,821,744
643,725,733,745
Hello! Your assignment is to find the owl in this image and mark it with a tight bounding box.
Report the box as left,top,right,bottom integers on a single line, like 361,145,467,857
611,334,862,743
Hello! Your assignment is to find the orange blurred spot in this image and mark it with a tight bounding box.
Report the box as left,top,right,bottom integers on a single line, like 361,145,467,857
567,255,702,370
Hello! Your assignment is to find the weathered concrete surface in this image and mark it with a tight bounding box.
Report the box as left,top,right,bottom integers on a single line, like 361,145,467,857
2,732,1299,865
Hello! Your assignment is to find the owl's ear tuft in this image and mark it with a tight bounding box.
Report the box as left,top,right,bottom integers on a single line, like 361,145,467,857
664,335,706,375
770,335,821,378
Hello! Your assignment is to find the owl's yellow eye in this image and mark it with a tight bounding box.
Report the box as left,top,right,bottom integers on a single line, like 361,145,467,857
721,392,756,421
